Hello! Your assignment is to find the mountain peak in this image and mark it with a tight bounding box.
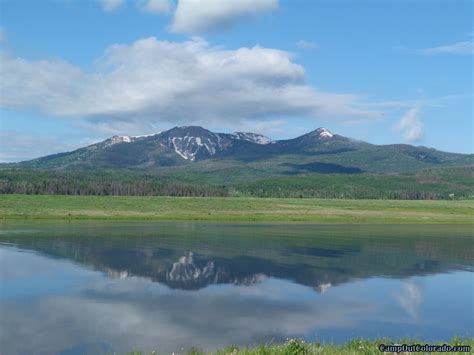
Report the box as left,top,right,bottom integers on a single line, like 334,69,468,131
159,126,219,161
313,127,333,138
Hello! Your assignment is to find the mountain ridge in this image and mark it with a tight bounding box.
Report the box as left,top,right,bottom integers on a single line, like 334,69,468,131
3,126,472,176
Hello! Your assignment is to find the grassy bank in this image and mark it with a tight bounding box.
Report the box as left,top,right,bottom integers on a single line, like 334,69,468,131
1,194,473,223
128,338,474,355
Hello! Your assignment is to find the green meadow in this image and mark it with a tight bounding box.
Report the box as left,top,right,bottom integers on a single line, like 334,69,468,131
1,194,473,223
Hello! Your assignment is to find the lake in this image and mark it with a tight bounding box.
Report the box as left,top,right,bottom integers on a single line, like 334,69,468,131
0,222,473,354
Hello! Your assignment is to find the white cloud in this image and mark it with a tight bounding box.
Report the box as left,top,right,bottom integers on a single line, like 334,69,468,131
99,0,124,12
137,0,172,14
421,40,474,55
372,94,470,109
418,34,474,55
0,37,380,133
170,0,279,34
395,106,425,142
296,40,318,50
394,281,424,319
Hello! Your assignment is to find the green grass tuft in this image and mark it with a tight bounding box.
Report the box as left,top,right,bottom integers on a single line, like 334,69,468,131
125,337,474,354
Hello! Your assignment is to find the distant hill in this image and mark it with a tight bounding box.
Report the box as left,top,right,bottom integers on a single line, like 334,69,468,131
5,126,473,175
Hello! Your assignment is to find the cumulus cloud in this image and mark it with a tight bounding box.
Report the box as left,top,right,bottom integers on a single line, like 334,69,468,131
395,106,425,142
99,0,124,12
0,37,380,132
170,0,279,34
296,40,318,50
137,0,172,14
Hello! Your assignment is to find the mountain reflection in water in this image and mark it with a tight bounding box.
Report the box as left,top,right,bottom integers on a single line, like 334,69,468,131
0,222,472,354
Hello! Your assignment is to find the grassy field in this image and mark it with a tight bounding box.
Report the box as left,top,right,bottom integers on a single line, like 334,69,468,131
127,338,474,355
1,194,473,223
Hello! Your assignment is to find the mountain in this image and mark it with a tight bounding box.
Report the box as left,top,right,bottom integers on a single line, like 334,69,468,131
12,126,274,169
7,126,471,176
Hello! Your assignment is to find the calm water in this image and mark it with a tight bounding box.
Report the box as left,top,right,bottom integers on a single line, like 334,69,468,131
0,222,473,354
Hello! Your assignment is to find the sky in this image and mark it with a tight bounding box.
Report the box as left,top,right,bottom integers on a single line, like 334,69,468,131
0,0,472,162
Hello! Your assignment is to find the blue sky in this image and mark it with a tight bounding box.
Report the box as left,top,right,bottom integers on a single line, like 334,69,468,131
0,0,472,162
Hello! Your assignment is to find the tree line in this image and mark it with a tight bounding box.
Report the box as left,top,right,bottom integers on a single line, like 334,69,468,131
0,168,472,200
0,170,228,197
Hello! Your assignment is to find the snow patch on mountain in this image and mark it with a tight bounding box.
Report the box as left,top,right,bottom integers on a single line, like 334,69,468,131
103,132,165,148
104,135,133,147
168,134,221,161
171,137,192,160
316,128,333,138
233,132,273,144
133,132,161,139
